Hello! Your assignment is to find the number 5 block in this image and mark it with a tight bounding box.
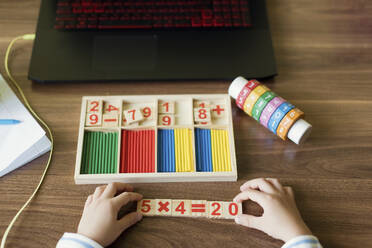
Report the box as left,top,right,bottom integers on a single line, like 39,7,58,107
137,199,156,216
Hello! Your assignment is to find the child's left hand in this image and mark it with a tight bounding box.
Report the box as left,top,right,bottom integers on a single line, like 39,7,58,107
77,183,143,247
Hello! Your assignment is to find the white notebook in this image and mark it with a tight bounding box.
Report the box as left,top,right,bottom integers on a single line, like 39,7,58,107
0,74,51,177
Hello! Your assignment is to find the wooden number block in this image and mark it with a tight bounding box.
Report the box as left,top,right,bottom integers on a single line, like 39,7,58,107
85,113,102,126
137,199,156,216
172,200,191,217
141,106,154,120
190,200,208,217
123,108,144,124
122,116,139,127
222,202,242,219
159,101,175,114
158,114,175,126
194,108,211,123
102,114,119,127
87,100,103,113
103,101,120,114
211,104,226,118
195,100,210,108
155,199,172,216
208,201,224,219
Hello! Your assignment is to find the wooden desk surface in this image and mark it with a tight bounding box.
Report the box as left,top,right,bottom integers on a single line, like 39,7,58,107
1,1,372,247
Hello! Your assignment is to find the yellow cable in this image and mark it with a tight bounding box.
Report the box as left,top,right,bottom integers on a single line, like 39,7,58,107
1,34,54,248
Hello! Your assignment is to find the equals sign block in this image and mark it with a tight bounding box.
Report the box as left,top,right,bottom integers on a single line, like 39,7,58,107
190,200,208,217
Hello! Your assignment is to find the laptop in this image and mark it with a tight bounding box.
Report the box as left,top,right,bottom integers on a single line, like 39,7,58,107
28,0,276,82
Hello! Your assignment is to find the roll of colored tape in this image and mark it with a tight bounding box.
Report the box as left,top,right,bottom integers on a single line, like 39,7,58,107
243,85,270,116
251,91,277,121
236,80,260,109
277,108,304,140
268,102,294,134
259,96,285,128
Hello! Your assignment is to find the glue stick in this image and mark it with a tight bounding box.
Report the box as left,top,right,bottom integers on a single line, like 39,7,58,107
228,76,312,144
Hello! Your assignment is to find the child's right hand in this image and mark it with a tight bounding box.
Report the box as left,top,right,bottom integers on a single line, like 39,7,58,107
233,178,312,242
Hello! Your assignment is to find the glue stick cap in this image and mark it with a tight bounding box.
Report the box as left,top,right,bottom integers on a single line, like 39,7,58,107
287,119,312,145
229,76,249,99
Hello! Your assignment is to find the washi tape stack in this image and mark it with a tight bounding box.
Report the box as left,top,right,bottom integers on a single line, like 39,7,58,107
228,76,312,144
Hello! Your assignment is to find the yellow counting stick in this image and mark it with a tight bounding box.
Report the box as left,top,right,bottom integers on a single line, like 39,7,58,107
175,129,194,172
211,129,232,172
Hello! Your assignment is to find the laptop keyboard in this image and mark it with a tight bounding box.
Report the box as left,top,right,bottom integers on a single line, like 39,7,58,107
55,0,251,30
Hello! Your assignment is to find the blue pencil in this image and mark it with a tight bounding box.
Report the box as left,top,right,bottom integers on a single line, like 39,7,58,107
0,119,21,125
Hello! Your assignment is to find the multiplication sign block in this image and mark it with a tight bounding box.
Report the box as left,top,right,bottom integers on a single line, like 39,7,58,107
156,199,172,216
137,199,156,216
172,200,191,217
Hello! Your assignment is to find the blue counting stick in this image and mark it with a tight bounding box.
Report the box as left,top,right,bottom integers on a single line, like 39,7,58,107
195,129,202,171
268,102,294,134
206,129,213,172
157,130,163,172
170,130,175,172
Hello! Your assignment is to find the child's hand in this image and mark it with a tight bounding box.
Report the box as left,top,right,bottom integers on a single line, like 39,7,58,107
233,178,312,242
77,183,143,247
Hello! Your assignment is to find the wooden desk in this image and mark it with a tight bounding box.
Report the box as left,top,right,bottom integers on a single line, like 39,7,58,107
1,1,372,247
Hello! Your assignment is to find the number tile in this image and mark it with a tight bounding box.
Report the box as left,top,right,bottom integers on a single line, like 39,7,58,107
159,101,175,114
123,107,144,125
103,101,120,114
208,201,225,219
87,100,103,113
85,113,102,126
158,114,175,126
172,200,191,217
194,108,211,123
141,106,154,120
137,199,156,216
222,201,242,219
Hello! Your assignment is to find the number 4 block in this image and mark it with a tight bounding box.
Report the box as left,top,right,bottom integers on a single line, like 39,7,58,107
171,200,191,217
